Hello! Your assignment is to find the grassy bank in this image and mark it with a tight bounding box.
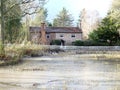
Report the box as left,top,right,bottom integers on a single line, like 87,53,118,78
0,43,48,66
70,54,120,60
1,44,120,66
94,54,120,60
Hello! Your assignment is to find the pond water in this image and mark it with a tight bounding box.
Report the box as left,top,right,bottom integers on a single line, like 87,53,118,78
0,55,120,90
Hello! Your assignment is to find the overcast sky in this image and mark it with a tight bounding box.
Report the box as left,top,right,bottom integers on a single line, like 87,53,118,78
45,0,112,23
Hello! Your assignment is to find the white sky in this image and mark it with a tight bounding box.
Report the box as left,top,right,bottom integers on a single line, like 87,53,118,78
45,0,112,23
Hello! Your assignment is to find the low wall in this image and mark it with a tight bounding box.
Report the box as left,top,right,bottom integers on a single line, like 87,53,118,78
46,45,120,54
48,45,120,51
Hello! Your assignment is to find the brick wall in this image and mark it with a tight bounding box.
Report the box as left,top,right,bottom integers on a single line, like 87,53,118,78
46,33,56,44
30,32,40,44
55,33,82,44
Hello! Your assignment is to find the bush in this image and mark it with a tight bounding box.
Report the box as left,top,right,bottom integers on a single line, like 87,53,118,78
50,40,61,45
72,40,84,46
5,43,47,57
83,40,107,46
72,40,109,46
0,42,48,66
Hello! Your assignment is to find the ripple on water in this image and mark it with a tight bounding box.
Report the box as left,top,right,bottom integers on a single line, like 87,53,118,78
0,55,120,90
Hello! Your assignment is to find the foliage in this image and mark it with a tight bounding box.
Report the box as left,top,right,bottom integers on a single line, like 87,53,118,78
0,0,46,54
0,43,48,66
5,43,47,57
89,15,120,45
111,0,120,9
53,7,74,27
50,40,61,45
109,0,120,25
72,40,84,46
4,7,22,43
0,41,4,55
4,1,22,43
72,40,109,46
32,8,48,26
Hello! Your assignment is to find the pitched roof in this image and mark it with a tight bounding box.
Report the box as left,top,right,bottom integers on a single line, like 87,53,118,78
29,27,82,33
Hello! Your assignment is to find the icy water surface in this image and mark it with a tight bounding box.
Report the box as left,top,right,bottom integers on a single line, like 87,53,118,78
0,55,120,90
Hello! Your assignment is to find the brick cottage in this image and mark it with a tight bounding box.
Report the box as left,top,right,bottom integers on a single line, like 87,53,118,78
29,23,83,45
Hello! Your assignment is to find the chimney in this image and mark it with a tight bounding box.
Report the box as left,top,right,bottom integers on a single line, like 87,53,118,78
40,23,47,45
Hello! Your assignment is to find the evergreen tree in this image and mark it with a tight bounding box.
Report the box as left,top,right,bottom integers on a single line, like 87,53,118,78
4,0,22,43
53,8,74,27
89,15,120,45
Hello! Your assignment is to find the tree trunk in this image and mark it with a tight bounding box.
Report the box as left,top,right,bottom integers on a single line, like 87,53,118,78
0,0,5,55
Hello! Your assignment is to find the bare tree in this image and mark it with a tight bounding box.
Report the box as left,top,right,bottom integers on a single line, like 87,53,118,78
0,0,46,54
79,9,101,39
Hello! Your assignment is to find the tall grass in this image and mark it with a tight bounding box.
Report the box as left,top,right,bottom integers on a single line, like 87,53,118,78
0,42,48,66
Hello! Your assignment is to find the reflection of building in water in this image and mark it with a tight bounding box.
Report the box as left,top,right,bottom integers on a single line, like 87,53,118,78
29,23,83,45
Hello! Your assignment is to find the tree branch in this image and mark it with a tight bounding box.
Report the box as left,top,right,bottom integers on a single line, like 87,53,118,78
4,0,45,17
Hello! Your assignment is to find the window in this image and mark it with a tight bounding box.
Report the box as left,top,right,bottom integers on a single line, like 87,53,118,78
60,35,63,37
71,34,75,37
46,34,50,38
47,35,49,38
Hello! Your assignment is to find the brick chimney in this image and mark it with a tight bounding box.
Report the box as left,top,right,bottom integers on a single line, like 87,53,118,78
40,23,47,45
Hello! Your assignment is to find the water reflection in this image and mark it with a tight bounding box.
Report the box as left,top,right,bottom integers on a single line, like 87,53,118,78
0,56,120,90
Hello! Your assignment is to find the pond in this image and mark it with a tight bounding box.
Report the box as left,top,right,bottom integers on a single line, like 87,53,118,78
0,55,120,90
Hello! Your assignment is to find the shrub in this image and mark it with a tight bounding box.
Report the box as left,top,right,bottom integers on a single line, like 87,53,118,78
0,42,48,66
72,40,84,46
50,40,61,45
72,40,109,46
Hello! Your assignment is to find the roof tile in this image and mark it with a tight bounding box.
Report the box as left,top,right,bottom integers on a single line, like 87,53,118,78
30,27,82,33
